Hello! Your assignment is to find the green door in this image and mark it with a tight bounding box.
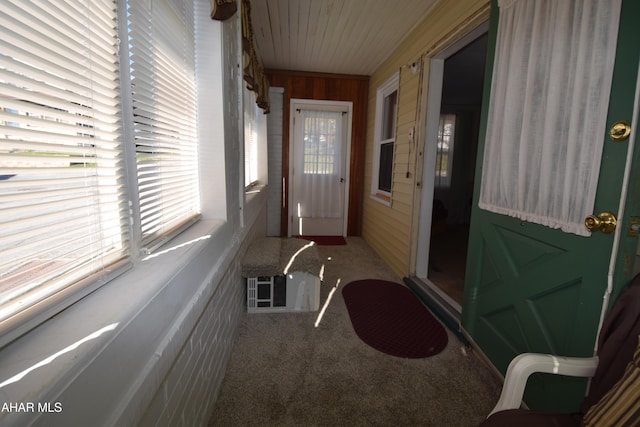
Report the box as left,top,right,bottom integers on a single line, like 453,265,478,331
463,0,640,412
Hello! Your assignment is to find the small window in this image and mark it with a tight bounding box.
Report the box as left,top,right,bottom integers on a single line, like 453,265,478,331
435,114,456,188
244,87,267,189
371,73,399,202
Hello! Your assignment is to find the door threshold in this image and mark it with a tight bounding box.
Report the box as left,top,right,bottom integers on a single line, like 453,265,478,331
403,276,468,346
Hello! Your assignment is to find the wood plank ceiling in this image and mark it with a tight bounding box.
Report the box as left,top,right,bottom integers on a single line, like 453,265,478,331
249,0,441,76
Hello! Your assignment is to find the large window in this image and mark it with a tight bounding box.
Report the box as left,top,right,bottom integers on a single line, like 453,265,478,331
129,0,201,248
371,73,398,202
0,0,211,344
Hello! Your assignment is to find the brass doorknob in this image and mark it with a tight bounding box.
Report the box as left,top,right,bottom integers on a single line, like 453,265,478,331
609,120,631,141
585,211,617,234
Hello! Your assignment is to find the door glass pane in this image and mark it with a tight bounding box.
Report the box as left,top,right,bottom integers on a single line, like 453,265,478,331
303,115,339,175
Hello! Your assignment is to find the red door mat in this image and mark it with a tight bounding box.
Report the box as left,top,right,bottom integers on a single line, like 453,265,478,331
297,235,347,245
342,279,448,358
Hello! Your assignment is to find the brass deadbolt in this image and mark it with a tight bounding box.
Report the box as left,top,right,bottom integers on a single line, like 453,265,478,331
585,211,617,234
609,120,631,142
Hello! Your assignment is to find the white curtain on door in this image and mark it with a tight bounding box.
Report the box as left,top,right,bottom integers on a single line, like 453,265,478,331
294,109,344,218
478,0,622,236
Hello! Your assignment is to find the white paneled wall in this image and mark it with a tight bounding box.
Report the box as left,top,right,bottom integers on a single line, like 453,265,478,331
249,0,440,75
267,87,284,236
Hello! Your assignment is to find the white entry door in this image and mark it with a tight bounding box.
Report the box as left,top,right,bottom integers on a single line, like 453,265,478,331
290,100,351,236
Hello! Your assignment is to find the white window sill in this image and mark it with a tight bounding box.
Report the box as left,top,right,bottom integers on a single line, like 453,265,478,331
0,217,235,425
370,192,392,207
246,183,267,197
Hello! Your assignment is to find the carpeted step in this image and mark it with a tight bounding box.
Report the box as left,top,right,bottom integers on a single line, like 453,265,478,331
279,238,323,277
241,237,282,277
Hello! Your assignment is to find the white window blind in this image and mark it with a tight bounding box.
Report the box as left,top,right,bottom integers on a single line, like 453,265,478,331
243,86,267,189
244,87,258,187
128,0,201,248
0,1,127,327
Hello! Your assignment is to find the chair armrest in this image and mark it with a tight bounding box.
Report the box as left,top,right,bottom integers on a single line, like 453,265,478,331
488,353,599,416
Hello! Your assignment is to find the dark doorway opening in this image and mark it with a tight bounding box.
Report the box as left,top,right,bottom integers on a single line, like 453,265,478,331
427,33,488,308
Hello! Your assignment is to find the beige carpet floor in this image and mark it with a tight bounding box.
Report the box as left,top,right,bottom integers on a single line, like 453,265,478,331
208,237,501,427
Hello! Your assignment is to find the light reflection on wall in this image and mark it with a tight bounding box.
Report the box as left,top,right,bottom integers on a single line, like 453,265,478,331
142,235,212,261
0,322,119,389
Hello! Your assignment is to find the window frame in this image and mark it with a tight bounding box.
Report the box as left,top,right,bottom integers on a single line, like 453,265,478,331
371,72,399,205
128,0,202,252
0,0,223,348
243,86,268,192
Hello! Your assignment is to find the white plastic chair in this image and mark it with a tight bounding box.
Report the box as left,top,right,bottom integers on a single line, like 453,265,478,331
487,353,599,417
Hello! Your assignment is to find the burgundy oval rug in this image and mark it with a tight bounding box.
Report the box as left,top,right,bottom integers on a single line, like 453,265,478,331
342,279,448,358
